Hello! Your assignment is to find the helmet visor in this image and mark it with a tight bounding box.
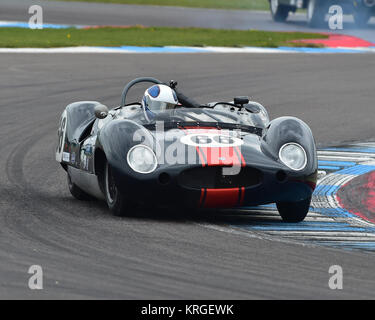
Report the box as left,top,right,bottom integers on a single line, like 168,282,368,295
147,99,177,112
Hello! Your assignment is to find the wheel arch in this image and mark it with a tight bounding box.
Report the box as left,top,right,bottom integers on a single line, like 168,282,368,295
97,119,155,171
261,116,318,174
56,101,104,164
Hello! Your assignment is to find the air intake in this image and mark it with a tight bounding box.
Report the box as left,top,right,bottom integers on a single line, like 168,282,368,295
178,166,262,189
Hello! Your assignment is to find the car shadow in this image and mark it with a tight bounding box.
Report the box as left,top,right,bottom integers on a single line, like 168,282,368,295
121,206,283,226
53,194,283,225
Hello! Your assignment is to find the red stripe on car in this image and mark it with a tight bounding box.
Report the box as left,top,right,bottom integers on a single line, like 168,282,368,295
239,187,245,206
203,188,240,208
199,146,241,167
199,188,206,207
196,146,207,167
235,146,246,167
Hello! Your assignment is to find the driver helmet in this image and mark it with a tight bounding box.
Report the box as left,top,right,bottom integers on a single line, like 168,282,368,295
142,84,178,120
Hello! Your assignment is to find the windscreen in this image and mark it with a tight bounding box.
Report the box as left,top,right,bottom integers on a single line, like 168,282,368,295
149,106,258,127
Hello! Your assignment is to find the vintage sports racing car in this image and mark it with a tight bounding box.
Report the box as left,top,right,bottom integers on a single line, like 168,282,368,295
56,77,317,222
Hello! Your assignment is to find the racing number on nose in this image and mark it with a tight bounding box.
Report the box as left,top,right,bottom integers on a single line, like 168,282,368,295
58,116,66,153
186,134,239,147
194,135,212,144
214,135,234,145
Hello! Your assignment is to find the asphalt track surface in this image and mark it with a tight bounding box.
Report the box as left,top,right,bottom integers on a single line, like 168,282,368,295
2,0,375,43
1,53,375,299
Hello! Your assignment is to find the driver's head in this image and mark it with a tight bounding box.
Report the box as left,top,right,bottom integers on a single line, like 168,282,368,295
142,84,178,120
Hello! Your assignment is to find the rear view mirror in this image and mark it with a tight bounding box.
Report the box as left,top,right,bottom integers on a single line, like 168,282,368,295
234,96,250,106
94,104,109,119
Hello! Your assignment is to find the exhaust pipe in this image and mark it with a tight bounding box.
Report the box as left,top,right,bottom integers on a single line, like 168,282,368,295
363,0,375,7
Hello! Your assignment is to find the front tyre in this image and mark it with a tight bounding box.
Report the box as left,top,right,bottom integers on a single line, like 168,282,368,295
104,161,130,216
276,196,311,222
270,0,290,22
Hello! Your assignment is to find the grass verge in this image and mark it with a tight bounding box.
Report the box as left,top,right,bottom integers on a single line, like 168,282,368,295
52,0,270,11
0,27,327,48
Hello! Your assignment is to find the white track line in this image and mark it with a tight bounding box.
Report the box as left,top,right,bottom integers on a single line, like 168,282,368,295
0,46,374,54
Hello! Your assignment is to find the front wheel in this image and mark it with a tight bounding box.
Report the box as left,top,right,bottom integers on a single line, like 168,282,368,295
276,197,311,222
307,0,327,28
270,0,290,22
104,161,131,216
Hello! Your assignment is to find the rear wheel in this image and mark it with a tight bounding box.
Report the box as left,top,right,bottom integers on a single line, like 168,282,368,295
67,171,93,201
307,0,327,28
276,197,311,222
104,161,131,216
270,0,290,22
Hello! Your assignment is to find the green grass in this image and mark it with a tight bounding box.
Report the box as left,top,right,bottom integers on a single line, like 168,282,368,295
53,0,270,10
0,27,327,48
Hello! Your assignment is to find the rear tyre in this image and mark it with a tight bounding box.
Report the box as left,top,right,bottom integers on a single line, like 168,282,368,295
270,0,290,22
104,161,130,216
307,0,327,28
276,196,312,222
67,171,93,201
353,9,371,28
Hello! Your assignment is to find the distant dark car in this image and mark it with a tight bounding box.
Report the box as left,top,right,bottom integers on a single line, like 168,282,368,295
56,77,317,222
269,0,374,27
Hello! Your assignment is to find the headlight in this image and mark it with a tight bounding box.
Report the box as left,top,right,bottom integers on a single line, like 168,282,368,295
127,145,157,174
279,143,307,171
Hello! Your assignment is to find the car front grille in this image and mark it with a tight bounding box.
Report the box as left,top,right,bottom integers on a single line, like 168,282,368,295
178,166,262,189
